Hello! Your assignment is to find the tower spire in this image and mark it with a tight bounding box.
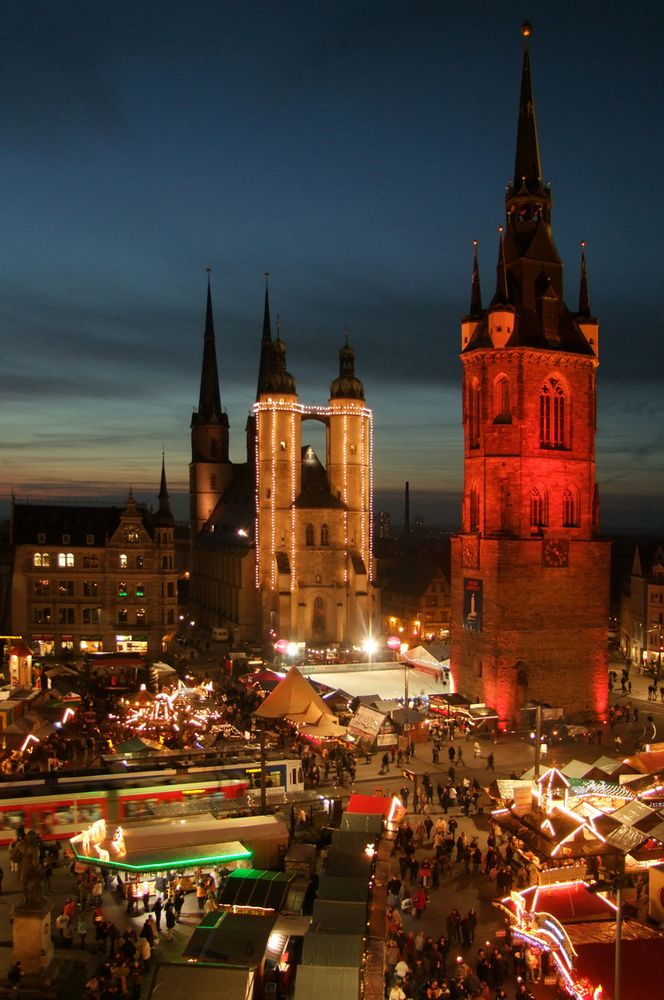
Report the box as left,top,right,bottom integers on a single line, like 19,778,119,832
156,452,174,526
256,272,273,399
196,270,225,423
492,227,509,305
469,240,482,316
578,241,591,317
513,22,543,195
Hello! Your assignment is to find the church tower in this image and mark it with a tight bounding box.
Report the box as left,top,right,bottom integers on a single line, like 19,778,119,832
189,273,233,538
450,25,610,724
254,319,374,644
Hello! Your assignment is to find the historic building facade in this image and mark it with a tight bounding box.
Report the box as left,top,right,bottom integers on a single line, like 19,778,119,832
620,542,664,673
10,464,178,659
450,27,610,723
189,279,375,646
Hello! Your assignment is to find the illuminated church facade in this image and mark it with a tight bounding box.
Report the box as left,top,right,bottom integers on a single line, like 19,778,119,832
189,280,374,646
450,27,610,723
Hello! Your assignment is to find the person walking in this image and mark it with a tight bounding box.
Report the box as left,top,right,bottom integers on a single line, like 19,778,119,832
486,752,495,772
164,899,176,941
152,894,163,931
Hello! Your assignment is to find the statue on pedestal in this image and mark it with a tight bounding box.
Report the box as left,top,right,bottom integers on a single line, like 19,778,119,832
9,831,45,909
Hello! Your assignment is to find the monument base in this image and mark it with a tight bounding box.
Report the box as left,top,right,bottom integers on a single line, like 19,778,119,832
12,902,54,974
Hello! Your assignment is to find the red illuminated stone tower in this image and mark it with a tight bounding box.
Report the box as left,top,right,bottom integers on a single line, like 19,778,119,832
450,26,610,724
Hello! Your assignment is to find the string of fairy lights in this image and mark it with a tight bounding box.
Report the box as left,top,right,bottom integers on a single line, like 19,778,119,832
252,397,373,632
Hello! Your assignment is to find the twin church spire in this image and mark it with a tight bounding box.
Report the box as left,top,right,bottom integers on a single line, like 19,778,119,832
194,273,364,430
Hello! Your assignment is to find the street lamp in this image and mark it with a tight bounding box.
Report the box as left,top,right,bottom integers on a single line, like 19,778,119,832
363,637,377,668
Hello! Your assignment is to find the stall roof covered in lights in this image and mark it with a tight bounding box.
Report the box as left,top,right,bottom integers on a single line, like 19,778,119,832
497,882,617,924
70,818,250,873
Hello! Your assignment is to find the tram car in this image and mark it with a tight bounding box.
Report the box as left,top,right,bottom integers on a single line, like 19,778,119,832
0,755,304,845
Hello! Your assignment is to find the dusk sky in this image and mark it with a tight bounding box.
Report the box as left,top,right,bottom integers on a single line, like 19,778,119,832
1,1,663,532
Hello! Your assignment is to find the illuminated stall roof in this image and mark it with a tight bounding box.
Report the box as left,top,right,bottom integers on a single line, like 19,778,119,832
499,882,617,924
70,816,252,872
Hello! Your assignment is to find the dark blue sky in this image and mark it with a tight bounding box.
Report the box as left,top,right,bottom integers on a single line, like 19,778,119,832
1,1,663,531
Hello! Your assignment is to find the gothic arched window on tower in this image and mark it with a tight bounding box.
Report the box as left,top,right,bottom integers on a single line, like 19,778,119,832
530,487,547,528
539,378,566,448
493,375,512,424
468,379,481,448
210,473,217,489
312,596,325,635
469,484,480,532
305,523,315,546
320,523,330,546
562,488,578,528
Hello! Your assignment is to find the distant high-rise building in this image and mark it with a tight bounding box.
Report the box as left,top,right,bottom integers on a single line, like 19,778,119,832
377,510,392,540
450,25,610,723
190,278,376,645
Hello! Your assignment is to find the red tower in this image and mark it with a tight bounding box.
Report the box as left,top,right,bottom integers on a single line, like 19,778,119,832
450,26,610,725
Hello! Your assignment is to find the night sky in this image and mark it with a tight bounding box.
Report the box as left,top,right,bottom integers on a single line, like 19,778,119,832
1,1,663,532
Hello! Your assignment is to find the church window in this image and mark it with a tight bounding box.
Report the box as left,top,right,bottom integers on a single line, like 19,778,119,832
350,444,357,455
562,488,578,527
493,375,511,423
530,487,547,527
58,552,74,568
119,553,128,569
33,552,50,568
320,524,330,546
468,378,481,448
312,596,325,635
539,378,566,448
469,485,480,532
305,523,315,546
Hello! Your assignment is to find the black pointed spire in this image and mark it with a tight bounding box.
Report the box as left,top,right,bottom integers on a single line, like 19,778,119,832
256,272,274,399
196,270,225,423
578,241,591,317
156,452,174,527
491,228,510,306
513,22,543,195
469,240,482,316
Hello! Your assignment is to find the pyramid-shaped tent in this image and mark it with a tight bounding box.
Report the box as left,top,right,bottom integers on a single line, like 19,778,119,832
254,666,336,725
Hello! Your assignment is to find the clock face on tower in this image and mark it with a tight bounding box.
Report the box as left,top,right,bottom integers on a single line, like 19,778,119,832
543,538,569,568
462,535,479,569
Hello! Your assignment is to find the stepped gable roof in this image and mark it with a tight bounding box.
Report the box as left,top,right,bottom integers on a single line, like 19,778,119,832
294,447,346,510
